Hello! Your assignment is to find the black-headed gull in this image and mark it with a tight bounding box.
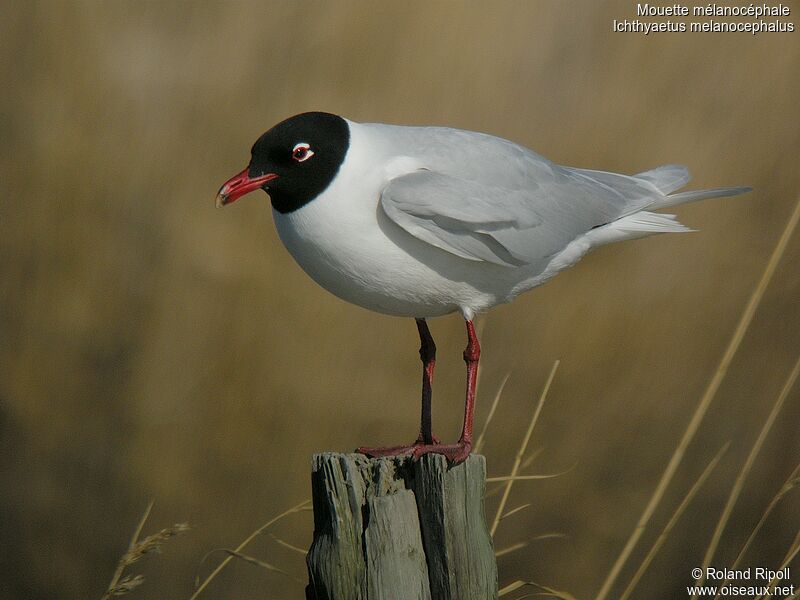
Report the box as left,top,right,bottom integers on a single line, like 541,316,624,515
216,112,750,463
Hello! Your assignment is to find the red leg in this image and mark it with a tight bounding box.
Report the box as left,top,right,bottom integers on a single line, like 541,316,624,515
459,319,480,448
410,319,478,463
357,319,439,458
358,318,479,465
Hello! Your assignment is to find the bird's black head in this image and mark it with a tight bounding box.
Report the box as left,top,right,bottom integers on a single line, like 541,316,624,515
216,112,350,213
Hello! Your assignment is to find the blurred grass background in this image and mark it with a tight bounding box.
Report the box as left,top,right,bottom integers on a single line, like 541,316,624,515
1,1,799,598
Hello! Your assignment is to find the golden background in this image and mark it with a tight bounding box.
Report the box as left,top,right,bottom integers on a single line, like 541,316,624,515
1,2,798,598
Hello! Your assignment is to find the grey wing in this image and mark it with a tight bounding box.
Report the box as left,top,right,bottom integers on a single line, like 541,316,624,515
379,168,658,268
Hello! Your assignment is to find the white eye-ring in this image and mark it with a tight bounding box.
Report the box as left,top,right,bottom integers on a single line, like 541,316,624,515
292,142,314,162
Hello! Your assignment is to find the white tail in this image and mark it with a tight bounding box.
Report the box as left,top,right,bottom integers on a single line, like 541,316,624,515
650,186,752,210
586,166,751,247
634,164,751,210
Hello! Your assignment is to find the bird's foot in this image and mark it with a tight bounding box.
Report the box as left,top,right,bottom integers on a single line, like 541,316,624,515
356,443,418,458
356,433,440,458
356,438,471,465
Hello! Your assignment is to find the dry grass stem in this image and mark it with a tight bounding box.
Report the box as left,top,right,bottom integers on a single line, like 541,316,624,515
594,197,800,600
487,470,571,483
103,500,154,598
490,360,560,538
501,503,533,520
101,501,189,600
521,448,545,471
754,530,800,600
498,580,578,600
499,580,529,596
713,463,800,598
694,354,800,592
190,499,310,600
484,472,553,499
269,533,308,555
486,483,507,499
483,450,548,498
122,523,192,566
619,442,730,600
495,541,529,558
769,531,800,587
475,371,511,454
219,549,302,582
495,533,566,558
515,593,577,600
532,532,567,541
105,575,145,597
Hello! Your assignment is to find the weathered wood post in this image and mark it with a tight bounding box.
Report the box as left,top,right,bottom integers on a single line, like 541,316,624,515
306,452,497,600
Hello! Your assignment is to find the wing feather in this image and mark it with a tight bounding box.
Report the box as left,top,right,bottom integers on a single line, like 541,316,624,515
380,168,654,268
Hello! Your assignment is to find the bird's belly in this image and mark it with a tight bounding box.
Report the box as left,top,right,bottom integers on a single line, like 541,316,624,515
272,204,513,318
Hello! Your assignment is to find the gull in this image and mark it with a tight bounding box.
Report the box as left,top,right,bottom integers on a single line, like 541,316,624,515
216,112,749,463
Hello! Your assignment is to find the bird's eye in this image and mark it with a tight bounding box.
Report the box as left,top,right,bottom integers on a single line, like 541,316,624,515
292,142,314,163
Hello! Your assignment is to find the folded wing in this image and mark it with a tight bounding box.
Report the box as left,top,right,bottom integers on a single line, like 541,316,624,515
380,167,659,268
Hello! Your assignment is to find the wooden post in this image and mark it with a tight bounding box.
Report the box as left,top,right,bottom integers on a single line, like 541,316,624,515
306,453,498,600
